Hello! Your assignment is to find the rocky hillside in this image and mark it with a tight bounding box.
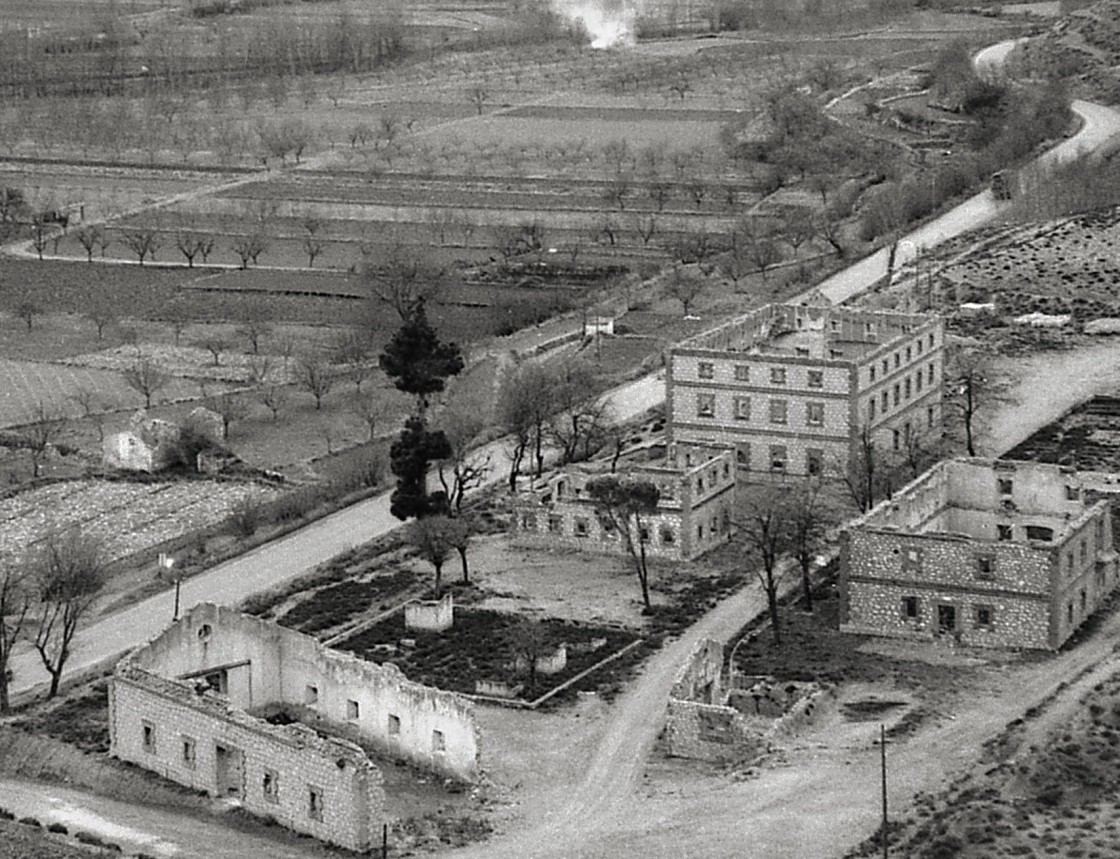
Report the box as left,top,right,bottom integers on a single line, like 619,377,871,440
1010,0,1120,101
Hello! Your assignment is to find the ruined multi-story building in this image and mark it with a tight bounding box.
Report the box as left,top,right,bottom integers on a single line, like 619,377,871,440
512,444,736,561
840,458,1120,650
667,303,944,479
109,603,479,852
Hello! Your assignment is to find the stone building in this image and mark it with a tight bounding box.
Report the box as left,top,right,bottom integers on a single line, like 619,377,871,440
512,444,736,561
667,303,944,479
665,639,831,763
109,603,480,851
840,459,1120,650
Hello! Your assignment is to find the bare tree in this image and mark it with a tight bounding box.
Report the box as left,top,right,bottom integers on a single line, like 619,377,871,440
435,383,491,514
0,563,30,712
85,293,117,340
348,389,378,439
33,529,106,699
23,401,63,479
204,392,249,441
16,301,40,332
664,265,706,316
301,215,326,267
76,225,101,263
506,618,548,695
296,354,334,410
175,230,205,268
122,229,161,266
69,388,106,443
586,476,660,611
198,337,228,367
496,360,557,490
231,232,267,269
235,303,273,355
786,481,830,613
735,487,794,644
945,343,1010,457
163,300,191,346
466,85,489,116
405,515,460,592
258,384,288,421
122,356,171,409
648,181,671,212
362,243,445,321
633,214,657,246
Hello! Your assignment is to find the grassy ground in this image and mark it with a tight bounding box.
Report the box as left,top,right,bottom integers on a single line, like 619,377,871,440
0,818,102,859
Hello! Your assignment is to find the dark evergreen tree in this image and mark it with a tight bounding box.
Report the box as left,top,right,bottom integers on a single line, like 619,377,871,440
378,299,464,413
388,415,451,521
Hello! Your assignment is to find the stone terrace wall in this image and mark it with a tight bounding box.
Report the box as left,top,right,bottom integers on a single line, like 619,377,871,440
110,669,383,852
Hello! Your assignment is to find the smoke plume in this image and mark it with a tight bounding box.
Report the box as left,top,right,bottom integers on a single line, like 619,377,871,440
554,0,637,49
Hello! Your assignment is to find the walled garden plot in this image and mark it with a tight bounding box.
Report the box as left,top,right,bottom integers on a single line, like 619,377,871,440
335,608,639,701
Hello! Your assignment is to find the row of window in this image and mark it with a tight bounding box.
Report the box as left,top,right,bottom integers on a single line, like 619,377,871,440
736,444,825,477
900,596,994,629
868,363,936,422
696,394,826,427
696,362,826,389
867,332,936,384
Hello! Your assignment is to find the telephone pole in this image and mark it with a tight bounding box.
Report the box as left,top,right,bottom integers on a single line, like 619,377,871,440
881,723,889,859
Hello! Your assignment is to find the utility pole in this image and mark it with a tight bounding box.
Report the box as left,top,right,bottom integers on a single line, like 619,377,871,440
880,723,889,859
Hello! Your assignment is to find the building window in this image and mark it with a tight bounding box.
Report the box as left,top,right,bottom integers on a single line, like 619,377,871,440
1081,589,1087,611
661,526,675,545
916,371,923,392
181,736,196,768
892,429,900,451
882,359,888,375
305,685,319,705
547,515,562,533
869,399,876,421
806,402,824,427
432,730,446,753
736,443,751,469
977,556,995,579
770,367,787,385
904,378,911,399
893,384,900,406
808,369,824,388
906,346,912,362
734,396,751,421
998,478,1013,495
696,393,715,418
882,392,889,413
928,406,935,428
734,364,750,381
519,513,537,531
263,770,279,804
769,445,787,474
308,787,324,822
894,353,900,368
1096,519,1104,548
696,475,704,493
574,518,589,537
142,722,156,755
901,596,919,620
346,700,360,720
697,523,704,540
1067,485,1080,501
901,547,922,571
869,366,876,382
917,339,923,355
388,714,401,736
929,332,935,348
639,525,651,543
769,399,787,424
928,364,935,385
997,524,1013,541
975,605,994,629
807,449,823,476
1081,539,1088,564
1068,603,1074,624
698,362,714,379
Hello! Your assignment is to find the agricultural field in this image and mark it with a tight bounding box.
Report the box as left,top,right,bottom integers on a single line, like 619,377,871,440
1002,395,1120,471
0,475,281,567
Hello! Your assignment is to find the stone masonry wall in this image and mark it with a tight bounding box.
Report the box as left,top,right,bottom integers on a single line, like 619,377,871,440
128,604,480,782
110,670,383,852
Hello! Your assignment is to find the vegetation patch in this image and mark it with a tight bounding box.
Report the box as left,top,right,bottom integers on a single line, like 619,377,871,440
335,608,639,701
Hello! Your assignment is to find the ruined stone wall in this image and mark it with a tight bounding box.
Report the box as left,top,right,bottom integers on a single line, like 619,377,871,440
109,670,383,852
405,593,454,632
128,604,480,782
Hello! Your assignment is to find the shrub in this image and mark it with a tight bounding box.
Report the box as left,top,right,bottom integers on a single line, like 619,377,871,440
228,494,261,538
46,822,68,834
18,817,41,827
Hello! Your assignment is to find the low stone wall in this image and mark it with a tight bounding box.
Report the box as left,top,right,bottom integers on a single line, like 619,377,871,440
404,593,454,632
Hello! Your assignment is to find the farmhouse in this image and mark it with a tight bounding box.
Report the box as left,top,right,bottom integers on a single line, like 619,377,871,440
666,303,944,479
109,603,480,851
839,458,1119,650
512,444,736,561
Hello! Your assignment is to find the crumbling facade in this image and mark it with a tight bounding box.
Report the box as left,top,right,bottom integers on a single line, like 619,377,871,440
840,459,1120,650
665,639,830,762
109,604,480,851
103,407,225,473
512,444,736,561
667,304,944,478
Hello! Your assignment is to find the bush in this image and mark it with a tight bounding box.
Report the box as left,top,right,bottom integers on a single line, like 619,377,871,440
18,817,41,828
228,494,261,538
46,822,68,834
